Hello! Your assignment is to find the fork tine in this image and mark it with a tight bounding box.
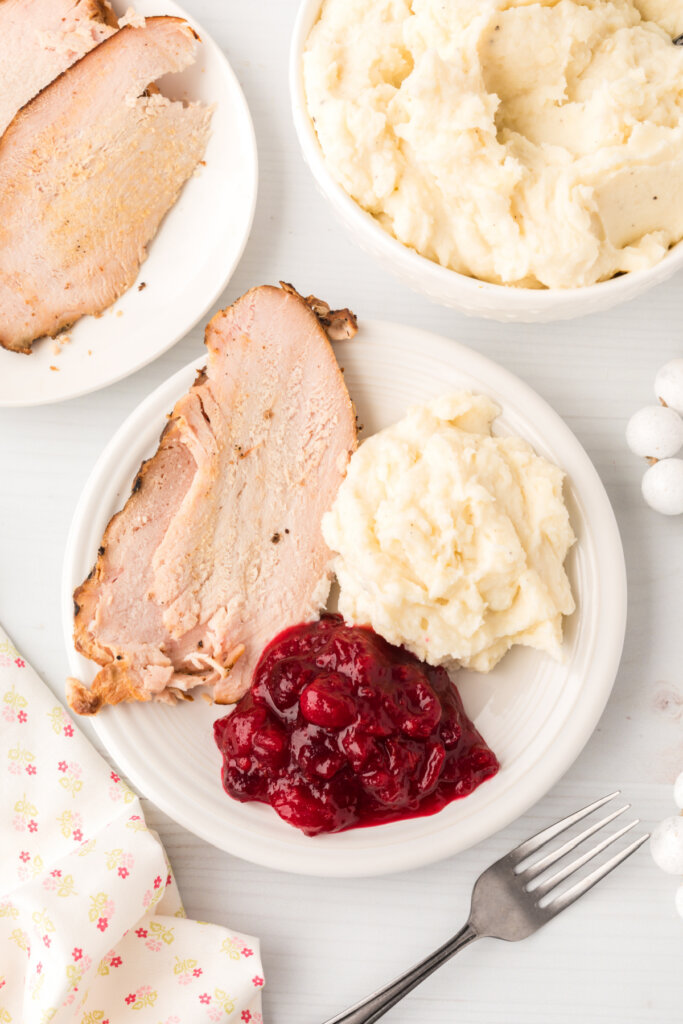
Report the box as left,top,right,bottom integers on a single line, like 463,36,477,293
509,791,620,863
544,832,650,916
531,818,641,899
519,804,630,881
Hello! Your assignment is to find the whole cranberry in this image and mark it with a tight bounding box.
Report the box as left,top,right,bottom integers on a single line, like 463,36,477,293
258,660,314,712
293,727,346,780
299,672,356,729
251,720,289,768
215,703,267,756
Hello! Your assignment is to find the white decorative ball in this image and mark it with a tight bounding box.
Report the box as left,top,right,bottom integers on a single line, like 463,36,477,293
626,406,683,459
651,815,683,874
674,771,683,811
655,359,683,416
641,458,683,516
675,881,683,920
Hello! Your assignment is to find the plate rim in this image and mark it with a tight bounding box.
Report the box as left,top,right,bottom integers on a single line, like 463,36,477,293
62,318,627,876
0,0,258,408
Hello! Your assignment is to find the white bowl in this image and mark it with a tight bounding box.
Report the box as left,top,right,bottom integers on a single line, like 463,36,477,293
290,0,683,324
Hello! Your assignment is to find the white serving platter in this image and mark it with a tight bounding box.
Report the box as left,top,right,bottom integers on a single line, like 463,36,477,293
0,0,257,406
62,318,627,876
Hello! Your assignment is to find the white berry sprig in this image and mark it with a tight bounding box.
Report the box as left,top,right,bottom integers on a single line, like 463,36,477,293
651,771,683,918
626,359,683,515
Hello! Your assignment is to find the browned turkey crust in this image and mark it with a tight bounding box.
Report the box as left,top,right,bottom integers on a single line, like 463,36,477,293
0,0,118,136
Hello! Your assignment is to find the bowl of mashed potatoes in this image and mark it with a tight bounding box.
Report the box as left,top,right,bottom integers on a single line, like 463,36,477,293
291,0,683,322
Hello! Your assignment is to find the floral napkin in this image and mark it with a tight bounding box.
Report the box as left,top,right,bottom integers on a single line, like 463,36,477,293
0,626,264,1024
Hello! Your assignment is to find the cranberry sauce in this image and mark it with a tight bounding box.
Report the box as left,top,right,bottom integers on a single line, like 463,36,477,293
213,615,499,836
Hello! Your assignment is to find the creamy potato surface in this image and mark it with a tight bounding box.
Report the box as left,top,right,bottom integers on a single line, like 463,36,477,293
322,393,576,672
304,0,683,287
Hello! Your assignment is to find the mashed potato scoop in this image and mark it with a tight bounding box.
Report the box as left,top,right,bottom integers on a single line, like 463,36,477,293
323,392,576,673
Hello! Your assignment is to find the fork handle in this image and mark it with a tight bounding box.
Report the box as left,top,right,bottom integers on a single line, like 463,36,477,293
322,922,479,1024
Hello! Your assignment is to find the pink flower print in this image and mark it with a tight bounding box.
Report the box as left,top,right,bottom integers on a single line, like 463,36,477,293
36,962,42,974
130,814,141,821
72,948,83,961
17,710,27,723
241,947,254,957
27,819,38,832
178,973,193,986
207,1007,222,1022
241,1013,252,1022
15,658,25,668
199,993,211,1005
142,889,153,908
192,968,202,978
72,828,83,842
8,761,21,775
43,935,51,948
110,771,120,783
252,976,264,988
12,814,26,831
116,852,134,879
58,761,68,772
25,764,36,775
19,851,30,863
66,811,83,834
166,873,172,887
135,927,147,938
43,868,62,891
125,993,136,1005
97,917,108,932
63,723,74,737
145,937,162,953
153,875,162,889
110,955,122,968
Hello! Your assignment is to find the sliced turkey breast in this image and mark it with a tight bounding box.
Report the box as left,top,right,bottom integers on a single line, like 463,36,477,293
0,0,117,135
0,16,211,353
68,284,358,715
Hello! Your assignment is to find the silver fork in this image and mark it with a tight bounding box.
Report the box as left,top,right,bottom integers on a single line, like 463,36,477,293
323,792,649,1024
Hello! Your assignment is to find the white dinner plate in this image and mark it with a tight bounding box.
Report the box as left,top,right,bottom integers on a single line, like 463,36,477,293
62,319,626,877
0,0,257,407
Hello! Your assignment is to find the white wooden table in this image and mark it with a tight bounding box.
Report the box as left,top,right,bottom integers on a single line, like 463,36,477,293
1,2,682,1020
